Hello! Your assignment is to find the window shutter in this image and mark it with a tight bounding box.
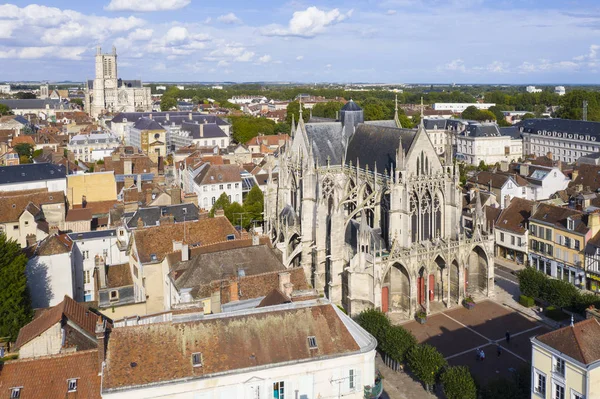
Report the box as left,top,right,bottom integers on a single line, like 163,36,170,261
354,369,361,391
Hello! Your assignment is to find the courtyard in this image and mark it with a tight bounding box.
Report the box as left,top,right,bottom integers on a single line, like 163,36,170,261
399,300,550,385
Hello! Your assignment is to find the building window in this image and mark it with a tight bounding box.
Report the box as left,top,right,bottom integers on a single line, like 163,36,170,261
84,270,91,284
546,229,552,241
67,379,77,392
203,186,207,192
227,183,231,189
235,183,239,189
500,232,504,242
109,290,119,302
517,237,522,246
553,356,565,376
567,218,575,231
571,391,584,399
219,184,223,190
554,382,565,399
10,388,21,398
575,240,580,251
349,369,355,390
533,369,546,396
511,235,515,245
212,197,216,205
273,381,285,399
192,352,202,367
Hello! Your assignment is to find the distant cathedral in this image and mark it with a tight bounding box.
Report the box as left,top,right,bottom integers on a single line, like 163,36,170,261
265,100,495,317
85,47,152,118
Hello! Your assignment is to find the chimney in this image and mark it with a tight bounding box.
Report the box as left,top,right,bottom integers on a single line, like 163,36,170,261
183,193,198,207
26,234,37,247
124,175,134,189
546,151,553,160
137,217,144,228
215,209,225,217
499,161,509,172
572,169,579,182
95,318,107,371
229,280,239,302
49,225,59,236
200,124,204,138
589,211,600,237
111,152,120,162
136,174,142,192
170,187,182,205
520,164,529,177
148,114,153,120
278,271,293,297
95,255,107,289
166,113,170,122
124,160,132,175
252,232,259,246
188,112,192,120
145,188,153,205
181,243,189,262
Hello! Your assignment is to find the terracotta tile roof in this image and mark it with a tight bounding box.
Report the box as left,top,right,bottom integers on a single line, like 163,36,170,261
193,163,242,185
15,296,99,349
106,263,133,289
0,350,101,398
495,197,535,234
71,200,118,216
0,189,65,223
35,234,73,256
10,135,35,146
571,164,600,192
246,134,290,147
65,208,93,222
132,217,239,263
257,289,291,307
536,318,600,364
102,303,360,390
101,154,157,175
530,203,588,234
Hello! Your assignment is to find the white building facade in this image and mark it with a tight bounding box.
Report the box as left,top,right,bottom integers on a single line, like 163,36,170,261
68,133,121,162
456,123,522,166
432,103,495,112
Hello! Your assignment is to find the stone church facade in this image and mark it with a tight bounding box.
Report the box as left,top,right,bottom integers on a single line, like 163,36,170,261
85,47,152,118
265,101,495,317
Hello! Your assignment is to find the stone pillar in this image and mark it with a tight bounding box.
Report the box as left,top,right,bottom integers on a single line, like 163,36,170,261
329,206,345,305
425,272,430,314
447,266,451,308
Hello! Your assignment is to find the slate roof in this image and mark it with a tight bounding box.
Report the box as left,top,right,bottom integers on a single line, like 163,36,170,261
499,126,522,139
495,197,535,234
0,99,62,110
110,112,229,127
126,203,199,228
70,133,120,145
102,302,367,391
341,100,361,111
0,350,101,399
346,123,416,172
180,122,227,139
68,229,118,241
536,318,600,365
15,295,98,349
0,163,65,185
365,120,398,128
132,117,165,131
171,244,286,291
132,217,239,264
462,123,502,137
519,118,600,138
303,122,345,165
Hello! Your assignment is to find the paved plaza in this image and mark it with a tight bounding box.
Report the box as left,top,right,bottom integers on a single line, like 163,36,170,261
400,300,550,384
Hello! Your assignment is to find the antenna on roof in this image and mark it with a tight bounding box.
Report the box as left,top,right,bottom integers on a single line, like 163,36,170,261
583,100,588,122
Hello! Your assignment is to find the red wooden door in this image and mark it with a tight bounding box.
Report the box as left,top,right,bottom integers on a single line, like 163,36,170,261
429,274,435,301
382,286,389,313
418,277,425,305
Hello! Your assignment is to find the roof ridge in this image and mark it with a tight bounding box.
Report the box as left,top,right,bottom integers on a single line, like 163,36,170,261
572,318,598,363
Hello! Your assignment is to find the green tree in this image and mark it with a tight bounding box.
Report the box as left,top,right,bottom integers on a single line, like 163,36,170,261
517,267,548,299
0,234,33,341
407,344,447,389
243,185,264,227
14,143,34,162
312,101,343,119
380,325,417,363
354,308,390,349
70,98,84,108
461,106,481,120
160,96,177,111
0,104,11,116
521,112,535,120
225,202,245,227
440,366,477,399
285,100,309,125
15,92,36,99
229,116,276,144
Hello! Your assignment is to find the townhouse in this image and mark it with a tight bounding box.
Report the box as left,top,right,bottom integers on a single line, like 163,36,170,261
494,197,534,266
0,163,66,193
186,162,243,210
468,170,528,208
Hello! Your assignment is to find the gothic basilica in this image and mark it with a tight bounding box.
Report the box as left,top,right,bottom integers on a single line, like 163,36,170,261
265,100,495,317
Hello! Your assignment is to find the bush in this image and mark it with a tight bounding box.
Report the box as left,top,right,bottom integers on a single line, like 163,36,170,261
519,295,534,308
441,366,477,399
543,279,578,309
407,344,447,387
380,325,417,363
572,292,599,314
354,308,390,348
516,267,547,299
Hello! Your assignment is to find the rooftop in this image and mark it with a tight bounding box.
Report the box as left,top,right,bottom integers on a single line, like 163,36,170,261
535,318,600,365
0,163,65,185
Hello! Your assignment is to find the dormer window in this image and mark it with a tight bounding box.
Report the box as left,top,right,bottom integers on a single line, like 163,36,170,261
67,379,78,392
567,217,575,231
192,352,203,367
10,388,21,398
308,336,318,349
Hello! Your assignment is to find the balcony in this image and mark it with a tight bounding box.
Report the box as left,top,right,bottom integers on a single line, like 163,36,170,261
364,371,384,399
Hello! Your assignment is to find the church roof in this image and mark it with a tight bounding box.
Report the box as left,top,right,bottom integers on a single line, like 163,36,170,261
346,123,416,172
365,120,398,128
133,117,165,131
304,122,345,165
341,100,361,111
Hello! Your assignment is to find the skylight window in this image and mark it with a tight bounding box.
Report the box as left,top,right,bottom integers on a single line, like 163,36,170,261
10,388,21,399
308,336,318,349
67,379,77,392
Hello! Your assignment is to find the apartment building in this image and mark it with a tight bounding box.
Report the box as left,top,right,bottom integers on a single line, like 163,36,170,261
494,197,534,265
529,204,600,289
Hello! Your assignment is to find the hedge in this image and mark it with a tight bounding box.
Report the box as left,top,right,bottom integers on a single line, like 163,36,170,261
441,366,477,399
407,344,447,388
519,295,534,308
545,306,569,321
517,266,599,314
380,325,417,363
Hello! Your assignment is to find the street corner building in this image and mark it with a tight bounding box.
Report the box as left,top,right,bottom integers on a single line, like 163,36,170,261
265,100,495,317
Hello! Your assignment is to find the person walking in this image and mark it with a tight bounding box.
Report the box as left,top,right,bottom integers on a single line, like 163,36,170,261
480,349,485,361
505,330,511,344
497,344,502,357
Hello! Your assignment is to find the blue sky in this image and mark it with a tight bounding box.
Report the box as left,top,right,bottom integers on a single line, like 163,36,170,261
1,0,600,83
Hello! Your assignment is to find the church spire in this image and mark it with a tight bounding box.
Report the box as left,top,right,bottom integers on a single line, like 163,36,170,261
298,96,303,121
420,96,424,127
394,94,402,128
291,113,296,137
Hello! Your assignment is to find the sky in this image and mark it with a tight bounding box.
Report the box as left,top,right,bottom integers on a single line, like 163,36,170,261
1,0,600,84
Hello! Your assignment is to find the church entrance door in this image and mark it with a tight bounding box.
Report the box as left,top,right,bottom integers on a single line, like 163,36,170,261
382,286,389,313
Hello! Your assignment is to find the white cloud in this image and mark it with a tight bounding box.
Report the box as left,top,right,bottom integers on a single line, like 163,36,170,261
153,62,167,71
262,6,353,38
217,60,230,67
209,45,255,63
204,17,212,24
105,0,190,12
0,46,86,60
441,59,466,72
296,55,304,60
257,55,272,64
325,64,332,68
217,13,242,25
165,26,189,44
386,10,397,15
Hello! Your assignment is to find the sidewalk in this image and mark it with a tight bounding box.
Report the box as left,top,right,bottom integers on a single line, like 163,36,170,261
494,256,525,273
376,354,438,399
